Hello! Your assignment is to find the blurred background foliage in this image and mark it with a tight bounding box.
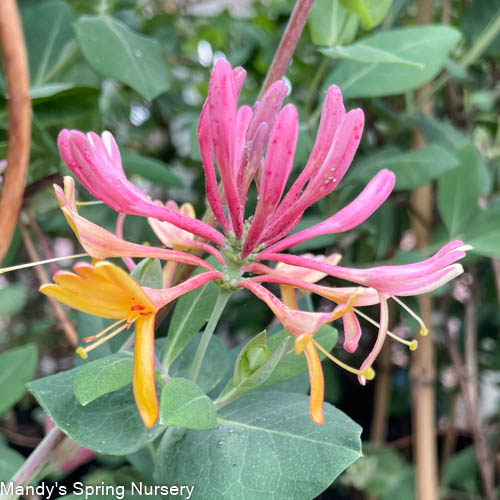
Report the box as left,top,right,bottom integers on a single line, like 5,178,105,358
0,0,499,498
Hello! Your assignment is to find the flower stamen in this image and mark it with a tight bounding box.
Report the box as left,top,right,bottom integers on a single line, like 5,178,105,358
312,339,375,380
390,295,429,336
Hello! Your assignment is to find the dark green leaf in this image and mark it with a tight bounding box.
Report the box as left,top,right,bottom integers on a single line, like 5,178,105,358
74,15,170,100
0,442,24,482
155,391,362,499
438,143,481,236
122,152,183,189
28,367,162,454
0,284,28,317
163,280,219,367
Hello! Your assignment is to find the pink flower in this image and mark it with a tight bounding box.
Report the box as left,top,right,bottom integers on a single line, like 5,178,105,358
54,59,469,426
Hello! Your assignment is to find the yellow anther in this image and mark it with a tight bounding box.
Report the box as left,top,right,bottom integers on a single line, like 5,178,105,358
409,339,418,351
76,347,88,360
419,327,429,337
361,367,375,380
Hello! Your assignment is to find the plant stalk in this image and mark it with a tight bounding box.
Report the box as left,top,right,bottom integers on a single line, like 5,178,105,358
188,288,231,382
259,0,315,97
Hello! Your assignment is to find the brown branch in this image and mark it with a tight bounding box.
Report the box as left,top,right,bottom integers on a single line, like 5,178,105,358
259,0,315,97
0,0,31,263
20,224,78,347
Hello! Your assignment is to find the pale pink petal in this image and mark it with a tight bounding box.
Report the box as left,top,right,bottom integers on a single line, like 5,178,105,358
232,66,247,95
343,311,362,353
234,105,253,177
239,281,332,338
358,293,389,385
266,170,395,253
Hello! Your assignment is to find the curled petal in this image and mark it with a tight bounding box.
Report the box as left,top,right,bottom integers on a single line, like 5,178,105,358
343,311,362,353
273,253,341,283
260,241,468,295
58,130,225,246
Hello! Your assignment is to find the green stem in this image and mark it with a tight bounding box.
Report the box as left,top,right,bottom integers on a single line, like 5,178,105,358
188,288,232,382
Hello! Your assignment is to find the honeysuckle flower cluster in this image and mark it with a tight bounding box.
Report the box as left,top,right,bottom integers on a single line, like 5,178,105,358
42,60,469,428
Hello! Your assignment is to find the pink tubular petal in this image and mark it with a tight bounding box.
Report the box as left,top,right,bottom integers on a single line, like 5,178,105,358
208,60,243,237
144,271,223,310
272,85,346,221
232,66,247,95
58,130,226,246
358,293,388,385
242,105,298,257
239,281,331,338
260,241,468,294
198,102,229,231
343,311,362,353
265,169,395,254
234,105,253,177
262,109,364,244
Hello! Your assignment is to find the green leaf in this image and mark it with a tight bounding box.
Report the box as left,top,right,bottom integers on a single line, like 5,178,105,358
21,0,76,87
73,352,134,406
74,15,170,100
341,0,393,29
163,279,220,366
322,43,423,69
122,152,183,189
0,344,37,415
0,442,24,482
170,334,230,394
438,143,481,236
461,204,500,258
155,391,362,499
325,26,461,98
0,284,28,317
160,378,217,430
262,325,338,389
347,145,459,190
442,446,479,493
309,0,359,47
130,258,163,289
28,367,162,455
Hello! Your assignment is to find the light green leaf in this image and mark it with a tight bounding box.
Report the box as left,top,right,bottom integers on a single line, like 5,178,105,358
322,43,423,68
233,331,270,385
325,26,461,98
438,143,481,236
170,334,230,394
347,144,459,190
21,0,76,87
73,353,134,406
155,391,362,499
163,279,220,367
461,204,500,258
0,344,37,415
28,367,162,455
0,284,28,317
341,0,393,29
74,15,170,100
309,0,359,47
122,152,183,189
130,258,163,289
160,378,217,430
